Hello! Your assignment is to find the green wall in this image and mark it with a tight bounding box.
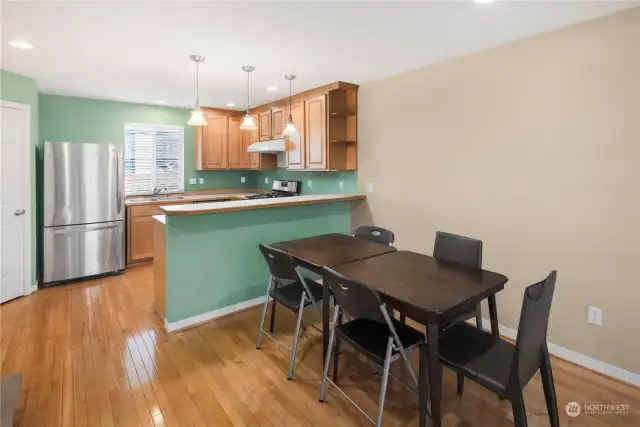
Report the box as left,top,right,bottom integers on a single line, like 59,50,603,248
39,94,252,191
165,202,352,323
0,70,39,282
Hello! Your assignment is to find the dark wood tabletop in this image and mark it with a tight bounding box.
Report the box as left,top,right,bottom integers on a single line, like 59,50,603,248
331,250,508,323
269,233,397,269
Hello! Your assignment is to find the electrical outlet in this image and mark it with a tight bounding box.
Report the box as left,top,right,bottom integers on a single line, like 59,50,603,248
199,178,204,185
366,182,374,193
307,180,313,188
339,181,344,189
241,176,246,183
264,178,269,184
587,306,602,326
189,178,197,185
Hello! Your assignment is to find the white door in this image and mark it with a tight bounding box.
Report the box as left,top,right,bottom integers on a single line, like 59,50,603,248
1,102,31,304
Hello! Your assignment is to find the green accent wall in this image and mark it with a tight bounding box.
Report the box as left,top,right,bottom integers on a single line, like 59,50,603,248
250,170,358,194
0,70,39,282
164,202,352,323
39,94,252,191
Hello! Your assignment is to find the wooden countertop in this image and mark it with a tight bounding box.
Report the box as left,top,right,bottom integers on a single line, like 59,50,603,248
160,194,366,216
125,189,267,206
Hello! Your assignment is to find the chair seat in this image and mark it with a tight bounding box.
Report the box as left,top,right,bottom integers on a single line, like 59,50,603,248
438,322,514,394
336,318,424,366
269,280,323,311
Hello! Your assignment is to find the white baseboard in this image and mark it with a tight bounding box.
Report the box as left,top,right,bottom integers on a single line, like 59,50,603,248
164,296,266,333
479,317,640,387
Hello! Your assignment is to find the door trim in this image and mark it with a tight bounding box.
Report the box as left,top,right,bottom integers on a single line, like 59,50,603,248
1,100,33,297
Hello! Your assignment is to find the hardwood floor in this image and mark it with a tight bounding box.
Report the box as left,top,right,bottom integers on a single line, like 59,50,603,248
1,265,638,427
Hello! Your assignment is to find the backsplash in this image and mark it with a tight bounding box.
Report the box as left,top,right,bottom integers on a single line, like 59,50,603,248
250,169,357,195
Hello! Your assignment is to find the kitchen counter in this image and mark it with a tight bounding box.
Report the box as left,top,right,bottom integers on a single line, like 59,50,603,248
125,189,266,206
159,193,366,216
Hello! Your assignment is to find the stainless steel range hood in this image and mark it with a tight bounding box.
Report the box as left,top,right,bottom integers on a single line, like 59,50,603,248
247,138,286,153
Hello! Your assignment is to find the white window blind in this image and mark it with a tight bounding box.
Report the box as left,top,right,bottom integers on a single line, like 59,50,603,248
124,123,184,196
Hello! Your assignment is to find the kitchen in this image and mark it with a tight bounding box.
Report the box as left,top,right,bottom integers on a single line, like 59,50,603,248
1,2,639,427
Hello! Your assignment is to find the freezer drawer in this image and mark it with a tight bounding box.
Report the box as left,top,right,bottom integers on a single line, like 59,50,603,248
44,221,125,284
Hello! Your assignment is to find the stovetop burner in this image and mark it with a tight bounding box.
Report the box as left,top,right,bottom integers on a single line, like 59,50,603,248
244,180,301,200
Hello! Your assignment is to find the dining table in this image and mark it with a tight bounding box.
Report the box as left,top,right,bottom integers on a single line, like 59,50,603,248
332,250,509,427
269,233,397,358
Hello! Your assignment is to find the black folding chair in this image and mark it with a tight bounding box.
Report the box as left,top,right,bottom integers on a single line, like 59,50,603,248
256,244,323,380
437,271,559,427
319,267,425,427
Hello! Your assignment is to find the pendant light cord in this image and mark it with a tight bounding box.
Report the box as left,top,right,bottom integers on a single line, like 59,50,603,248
246,70,251,115
195,61,199,108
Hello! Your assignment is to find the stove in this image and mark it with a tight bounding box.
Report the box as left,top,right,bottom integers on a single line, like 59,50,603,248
245,180,301,200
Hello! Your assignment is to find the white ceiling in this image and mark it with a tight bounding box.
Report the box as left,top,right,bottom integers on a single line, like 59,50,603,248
2,1,636,110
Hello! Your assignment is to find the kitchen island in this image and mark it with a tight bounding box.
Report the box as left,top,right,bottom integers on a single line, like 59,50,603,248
153,193,365,332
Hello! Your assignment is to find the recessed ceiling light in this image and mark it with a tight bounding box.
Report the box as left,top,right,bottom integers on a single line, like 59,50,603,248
155,100,167,105
266,86,279,92
226,102,236,108
475,0,495,4
9,40,34,50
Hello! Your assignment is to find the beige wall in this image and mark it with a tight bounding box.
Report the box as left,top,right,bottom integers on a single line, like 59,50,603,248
355,7,640,373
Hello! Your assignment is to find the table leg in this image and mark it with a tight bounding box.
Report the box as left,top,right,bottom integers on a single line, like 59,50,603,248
269,280,278,333
322,278,330,363
488,295,500,338
426,324,442,427
418,341,429,427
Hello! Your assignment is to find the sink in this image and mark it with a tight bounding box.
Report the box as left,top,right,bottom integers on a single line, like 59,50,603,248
129,196,185,203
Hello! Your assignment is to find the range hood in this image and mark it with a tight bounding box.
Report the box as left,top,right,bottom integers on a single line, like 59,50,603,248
247,138,286,153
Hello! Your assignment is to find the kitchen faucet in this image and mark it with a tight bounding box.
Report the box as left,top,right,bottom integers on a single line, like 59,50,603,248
153,185,168,197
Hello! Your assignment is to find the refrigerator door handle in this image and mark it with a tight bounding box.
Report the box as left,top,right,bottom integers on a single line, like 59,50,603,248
116,151,122,215
51,224,121,234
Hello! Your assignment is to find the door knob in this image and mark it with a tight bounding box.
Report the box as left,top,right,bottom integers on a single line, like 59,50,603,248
14,209,25,216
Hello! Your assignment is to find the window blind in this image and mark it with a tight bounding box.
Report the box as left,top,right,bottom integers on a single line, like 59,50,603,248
124,123,184,196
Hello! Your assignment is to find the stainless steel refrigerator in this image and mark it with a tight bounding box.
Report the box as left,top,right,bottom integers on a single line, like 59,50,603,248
43,141,125,285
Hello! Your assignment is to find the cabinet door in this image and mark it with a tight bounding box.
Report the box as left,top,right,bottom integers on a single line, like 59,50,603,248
228,116,242,169
259,111,272,141
249,115,261,169
129,216,154,261
241,126,252,169
286,102,305,169
305,95,327,170
203,115,229,169
271,107,285,139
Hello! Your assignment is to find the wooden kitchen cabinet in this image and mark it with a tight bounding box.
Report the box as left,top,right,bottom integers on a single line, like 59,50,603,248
129,215,155,261
241,121,252,169
271,107,285,138
228,115,243,169
259,111,271,141
305,95,327,170
197,114,228,170
286,102,305,170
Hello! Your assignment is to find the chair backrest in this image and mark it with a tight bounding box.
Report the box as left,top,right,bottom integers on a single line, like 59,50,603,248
433,231,482,268
353,225,395,246
258,244,299,281
510,271,557,390
323,267,386,323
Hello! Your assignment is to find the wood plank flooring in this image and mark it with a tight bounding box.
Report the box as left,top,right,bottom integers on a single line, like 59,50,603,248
1,265,638,427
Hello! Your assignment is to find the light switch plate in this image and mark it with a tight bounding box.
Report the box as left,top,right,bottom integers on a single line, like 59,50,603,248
199,178,204,185
241,176,246,183
264,178,269,184
307,180,313,188
339,181,344,189
366,182,374,193
189,178,197,185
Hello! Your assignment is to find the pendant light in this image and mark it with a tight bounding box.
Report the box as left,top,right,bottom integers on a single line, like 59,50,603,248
187,55,207,126
239,65,257,130
282,74,297,136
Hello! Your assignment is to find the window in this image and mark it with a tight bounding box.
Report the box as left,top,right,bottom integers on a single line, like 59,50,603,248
124,123,184,196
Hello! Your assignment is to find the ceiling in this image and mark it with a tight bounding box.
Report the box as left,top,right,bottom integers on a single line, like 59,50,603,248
2,1,636,110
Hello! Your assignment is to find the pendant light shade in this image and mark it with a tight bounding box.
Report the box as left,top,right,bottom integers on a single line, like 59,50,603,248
187,55,207,126
240,114,257,130
240,65,257,130
282,74,297,136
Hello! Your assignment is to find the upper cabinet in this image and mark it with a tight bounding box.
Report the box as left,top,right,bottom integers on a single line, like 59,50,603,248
196,82,358,172
286,102,305,170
